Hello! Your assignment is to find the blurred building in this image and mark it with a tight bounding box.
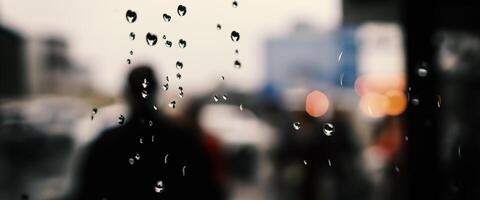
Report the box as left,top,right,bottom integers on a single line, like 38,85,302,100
29,37,92,95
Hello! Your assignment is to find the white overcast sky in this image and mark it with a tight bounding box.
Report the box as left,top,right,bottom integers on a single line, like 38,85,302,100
0,0,342,96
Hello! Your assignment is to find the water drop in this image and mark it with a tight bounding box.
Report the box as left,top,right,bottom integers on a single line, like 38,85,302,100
162,35,167,40
162,13,171,22
129,158,134,165
232,1,238,8
417,68,428,77
129,32,135,40
234,60,241,68
222,94,228,100
293,122,301,130
176,61,183,69
149,120,153,126
458,145,461,157
154,180,165,193
437,95,442,108
165,40,172,48
323,123,334,136
178,39,187,48
141,90,148,98
177,5,187,16
135,153,140,160
303,160,307,165
411,98,420,106
164,154,169,164
231,31,240,42
139,137,143,144
151,135,155,142
338,51,343,63
339,73,344,87
91,107,98,120
127,59,131,64
221,76,225,80
129,50,133,55
153,105,158,110
235,49,239,54
166,76,169,82
169,101,176,109
162,83,169,91
176,73,182,79
146,33,158,46
182,166,187,176
118,115,125,124
239,104,243,111
178,87,184,98
213,95,219,102
126,10,137,23
405,136,409,141
395,166,400,173
142,78,148,88
328,159,332,167
217,24,222,30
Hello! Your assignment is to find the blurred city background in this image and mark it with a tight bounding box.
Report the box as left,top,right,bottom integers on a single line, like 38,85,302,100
1,0,479,199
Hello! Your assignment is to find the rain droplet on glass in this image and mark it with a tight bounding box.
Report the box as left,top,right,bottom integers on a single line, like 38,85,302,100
142,90,148,98
153,105,158,110
293,122,301,130
176,61,183,69
328,159,332,167
178,39,187,48
221,76,225,80
142,78,148,88
303,160,307,165
177,5,187,16
235,49,239,54
163,83,169,91
417,68,428,77
135,153,140,160
91,107,98,120
126,10,137,23
231,31,240,42
162,35,167,40
222,94,228,101
129,32,135,40
127,59,131,65
165,40,172,48
164,154,169,164
118,115,125,125
234,60,241,68
239,104,243,111
323,123,334,136
232,1,238,8
178,87,184,98
213,95,219,102
154,180,165,193
149,120,153,126
338,51,343,63
182,166,187,176
139,137,143,144
146,33,158,46
169,101,176,109
217,24,222,30
162,13,171,22
411,98,420,106
129,158,134,165
165,76,169,82
176,73,182,79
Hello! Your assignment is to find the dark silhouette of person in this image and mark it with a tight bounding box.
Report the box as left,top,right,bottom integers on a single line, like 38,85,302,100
73,65,223,200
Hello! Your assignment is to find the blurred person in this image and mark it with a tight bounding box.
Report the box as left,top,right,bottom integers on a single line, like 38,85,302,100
71,65,223,200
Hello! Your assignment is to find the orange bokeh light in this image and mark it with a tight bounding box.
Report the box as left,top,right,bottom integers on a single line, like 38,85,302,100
385,90,407,116
359,92,388,118
305,90,329,117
